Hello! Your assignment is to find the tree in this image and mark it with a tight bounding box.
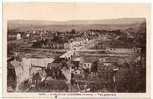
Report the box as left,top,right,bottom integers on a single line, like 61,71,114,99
70,29,76,34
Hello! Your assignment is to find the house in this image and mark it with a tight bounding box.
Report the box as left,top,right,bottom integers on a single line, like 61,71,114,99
16,33,21,40
64,43,70,49
71,57,81,68
72,57,93,70
106,48,141,54
82,63,92,71
60,50,75,60
98,57,118,67
32,30,36,34
103,62,112,66
79,57,98,71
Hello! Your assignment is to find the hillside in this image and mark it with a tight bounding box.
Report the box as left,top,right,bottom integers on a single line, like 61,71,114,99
7,18,146,32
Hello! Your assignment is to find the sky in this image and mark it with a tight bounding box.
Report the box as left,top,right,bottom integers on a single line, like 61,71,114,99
3,3,150,21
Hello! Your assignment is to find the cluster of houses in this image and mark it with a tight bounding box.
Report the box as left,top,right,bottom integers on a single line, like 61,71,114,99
8,29,102,48
7,28,145,92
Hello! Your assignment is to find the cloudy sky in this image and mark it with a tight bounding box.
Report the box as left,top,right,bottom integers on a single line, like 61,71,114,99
3,3,150,21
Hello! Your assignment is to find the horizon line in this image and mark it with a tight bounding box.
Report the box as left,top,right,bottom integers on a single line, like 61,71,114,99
7,17,146,22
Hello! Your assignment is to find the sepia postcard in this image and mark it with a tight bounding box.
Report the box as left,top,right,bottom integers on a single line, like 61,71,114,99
2,2,151,98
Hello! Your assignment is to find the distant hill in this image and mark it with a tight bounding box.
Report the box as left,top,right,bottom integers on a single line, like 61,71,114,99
7,18,146,32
